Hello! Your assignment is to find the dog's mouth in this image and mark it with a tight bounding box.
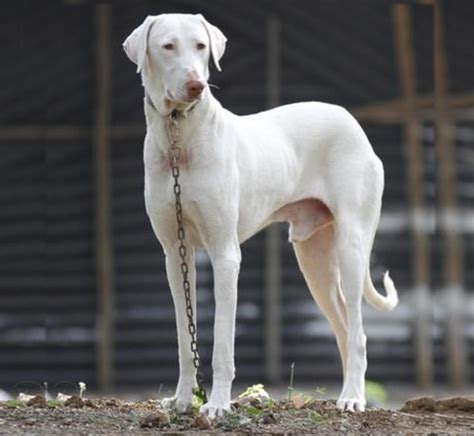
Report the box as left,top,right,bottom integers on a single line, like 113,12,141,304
165,88,205,105
165,89,179,102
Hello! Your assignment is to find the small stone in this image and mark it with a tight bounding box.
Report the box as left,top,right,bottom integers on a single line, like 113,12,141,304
84,399,98,408
262,411,277,424
18,393,35,403
238,416,252,426
192,413,213,429
64,395,84,408
62,418,73,426
232,384,271,409
435,397,474,412
400,397,435,412
140,409,170,428
57,393,71,403
105,399,120,407
27,395,47,408
24,417,37,425
292,393,310,409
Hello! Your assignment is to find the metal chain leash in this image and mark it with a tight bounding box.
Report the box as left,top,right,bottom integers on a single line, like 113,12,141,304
165,110,207,403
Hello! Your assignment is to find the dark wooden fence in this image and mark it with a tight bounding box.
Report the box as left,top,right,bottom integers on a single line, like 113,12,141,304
0,0,472,393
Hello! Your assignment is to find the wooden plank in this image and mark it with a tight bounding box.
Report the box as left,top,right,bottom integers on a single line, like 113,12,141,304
433,0,467,387
0,126,89,140
352,93,474,123
0,124,145,140
392,3,433,387
1,92,473,141
94,4,115,391
264,13,282,385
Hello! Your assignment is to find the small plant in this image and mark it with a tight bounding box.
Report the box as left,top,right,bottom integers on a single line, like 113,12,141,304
47,399,62,408
5,399,23,409
307,410,326,424
314,386,326,397
78,382,86,398
192,387,207,403
287,362,295,402
238,384,269,400
235,384,271,411
221,411,249,428
192,388,205,415
43,382,50,399
243,405,261,418
365,380,387,405
265,398,274,409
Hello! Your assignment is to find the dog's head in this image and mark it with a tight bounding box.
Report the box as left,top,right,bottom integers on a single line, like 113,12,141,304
123,13,226,112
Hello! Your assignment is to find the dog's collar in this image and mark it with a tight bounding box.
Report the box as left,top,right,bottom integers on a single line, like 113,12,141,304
145,91,200,118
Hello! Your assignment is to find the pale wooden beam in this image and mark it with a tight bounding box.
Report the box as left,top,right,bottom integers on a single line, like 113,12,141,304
351,93,474,124
264,13,282,385
433,0,467,387
0,125,89,140
392,2,433,387
0,92,473,141
95,3,115,392
0,124,145,140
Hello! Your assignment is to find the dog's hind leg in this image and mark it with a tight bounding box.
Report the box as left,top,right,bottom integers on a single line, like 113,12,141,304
293,224,348,380
334,222,368,412
333,189,385,413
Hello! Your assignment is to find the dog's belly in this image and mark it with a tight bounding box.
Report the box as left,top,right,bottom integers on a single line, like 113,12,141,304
273,198,334,242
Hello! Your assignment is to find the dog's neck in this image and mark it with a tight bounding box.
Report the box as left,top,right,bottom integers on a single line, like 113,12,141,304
144,87,222,155
145,91,201,118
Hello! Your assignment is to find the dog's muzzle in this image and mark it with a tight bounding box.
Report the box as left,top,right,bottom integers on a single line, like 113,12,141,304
185,80,205,101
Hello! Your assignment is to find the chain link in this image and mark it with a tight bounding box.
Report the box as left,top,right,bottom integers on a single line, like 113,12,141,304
166,110,207,403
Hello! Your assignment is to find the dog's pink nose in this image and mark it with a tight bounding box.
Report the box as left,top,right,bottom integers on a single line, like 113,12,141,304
186,80,205,100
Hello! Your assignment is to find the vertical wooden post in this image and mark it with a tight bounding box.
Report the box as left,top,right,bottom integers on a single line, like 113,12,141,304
392,3,433,387
94,3,115,391
433,0,467,386
264,13,282,384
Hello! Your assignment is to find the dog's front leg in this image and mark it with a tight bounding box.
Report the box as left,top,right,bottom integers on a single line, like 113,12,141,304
161,243,197,413
200,241,241,419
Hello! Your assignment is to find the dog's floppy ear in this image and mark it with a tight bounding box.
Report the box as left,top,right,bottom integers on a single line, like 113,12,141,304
198,15,227,72
123,15,158,73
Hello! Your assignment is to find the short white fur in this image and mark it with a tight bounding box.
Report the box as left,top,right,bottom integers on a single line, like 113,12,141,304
123,13,398,419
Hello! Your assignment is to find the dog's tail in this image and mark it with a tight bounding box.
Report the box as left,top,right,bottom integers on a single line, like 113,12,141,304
363,270,398,311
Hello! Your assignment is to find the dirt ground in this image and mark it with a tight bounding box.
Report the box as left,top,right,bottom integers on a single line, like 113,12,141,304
1,395,474,435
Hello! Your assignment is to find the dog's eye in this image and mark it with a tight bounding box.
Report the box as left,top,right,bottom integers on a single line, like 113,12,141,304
196,42,206,50
163,43,174,50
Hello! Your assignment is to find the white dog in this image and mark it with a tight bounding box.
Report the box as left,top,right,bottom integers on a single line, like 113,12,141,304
123,13,398,419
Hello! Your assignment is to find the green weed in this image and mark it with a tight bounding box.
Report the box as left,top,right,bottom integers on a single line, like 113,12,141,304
4,400,23,408
307,410,326,424
365,380,387,405
47,399,63,408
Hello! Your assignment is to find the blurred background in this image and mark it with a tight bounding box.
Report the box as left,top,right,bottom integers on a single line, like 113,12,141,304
0,0,472,401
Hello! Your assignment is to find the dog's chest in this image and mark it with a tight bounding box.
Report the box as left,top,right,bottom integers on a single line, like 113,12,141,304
144,148,220,247
159,148,192,170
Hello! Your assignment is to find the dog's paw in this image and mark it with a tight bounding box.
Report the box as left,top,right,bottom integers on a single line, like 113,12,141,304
336,398,366,412
161,396,193,414
199,402,230,420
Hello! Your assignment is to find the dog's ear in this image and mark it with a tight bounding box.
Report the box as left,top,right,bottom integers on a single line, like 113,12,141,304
198,15,227,72
123,15,158,73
